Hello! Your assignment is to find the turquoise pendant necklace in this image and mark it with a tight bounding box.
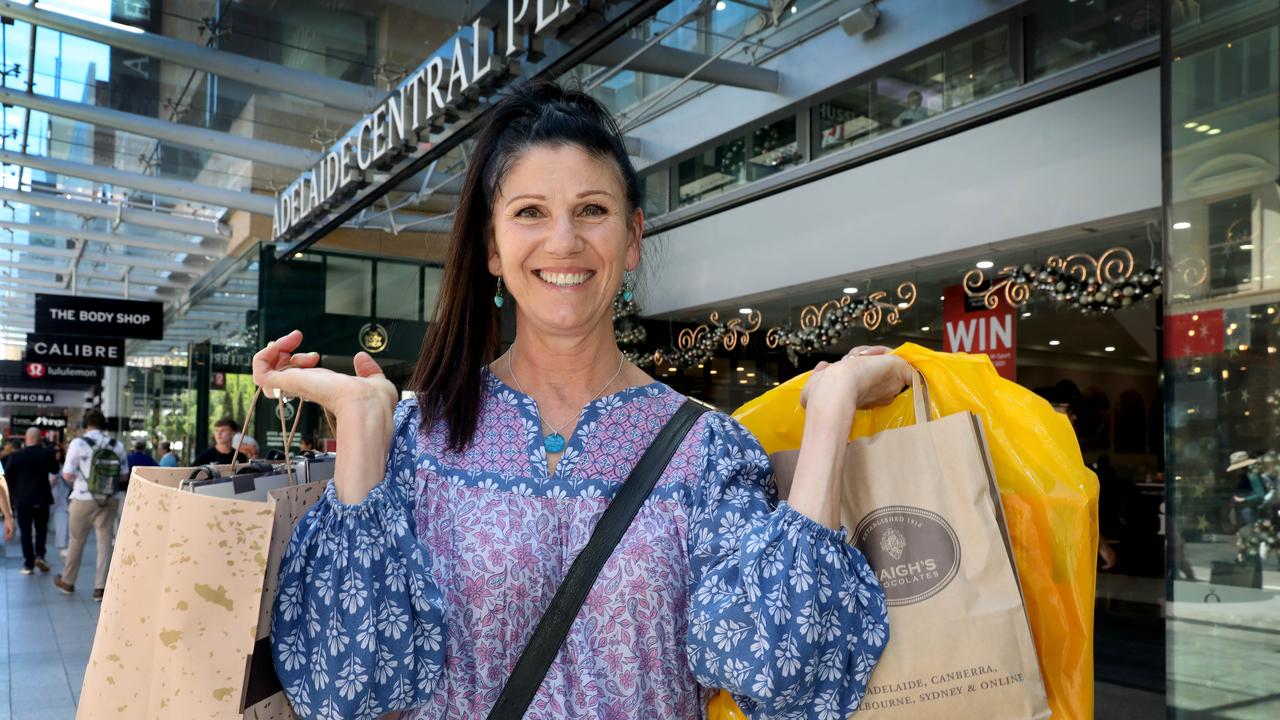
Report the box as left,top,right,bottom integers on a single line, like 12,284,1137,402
508,344,625,455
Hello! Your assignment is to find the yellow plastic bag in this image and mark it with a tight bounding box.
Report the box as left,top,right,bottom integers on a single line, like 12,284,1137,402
711,343,1097,719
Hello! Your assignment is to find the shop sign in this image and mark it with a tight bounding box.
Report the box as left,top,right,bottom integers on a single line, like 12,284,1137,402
359,322,389,354
212,345,255,372
0,390,55,404
9,413,69,430
271,0,646,244
25,334,125,367
942,285,1016,380
22,362,104,382
1165,310,1224,358
34,294,164,340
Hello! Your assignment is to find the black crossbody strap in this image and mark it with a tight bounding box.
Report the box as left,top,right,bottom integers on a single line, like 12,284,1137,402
487,399,708,719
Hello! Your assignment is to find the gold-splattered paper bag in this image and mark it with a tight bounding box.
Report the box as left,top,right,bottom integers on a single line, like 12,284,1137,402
78,462,328,719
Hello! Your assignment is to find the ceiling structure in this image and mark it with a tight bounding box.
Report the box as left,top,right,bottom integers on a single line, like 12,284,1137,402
0,0,810,361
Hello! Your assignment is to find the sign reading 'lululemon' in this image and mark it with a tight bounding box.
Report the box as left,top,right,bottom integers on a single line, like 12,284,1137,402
25,333,125,367
35,294,164,340
272,0,607,243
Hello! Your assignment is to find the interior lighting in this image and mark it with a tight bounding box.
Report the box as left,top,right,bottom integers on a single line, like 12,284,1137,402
709,370,717,375
1239,244,1253,250
1268,347,1276,354
921,326,931,332
1049,340,1061,346
976,260,994,269
1182,121,1199,129
898,302,909,309
1268,307,1276,315
738,379,747,384
1021,312,1031,318
1173,222,1191,230
697,364,704,368
1187,407,1197,415
843,287,858,294
1191,366,1201,374
293,252,304,259
1238,344,1249,351
1105,346,1115,352
666,367,677,373
1195,124,1211,132
1207,128,1222,136
790,5,797,12
715,1,726,9
746,372,755,377
1222,370,1230,380
738,307,752,315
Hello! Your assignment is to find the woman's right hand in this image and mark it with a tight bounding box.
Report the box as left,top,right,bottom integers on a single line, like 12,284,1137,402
252,329,397,419
253,330,399,504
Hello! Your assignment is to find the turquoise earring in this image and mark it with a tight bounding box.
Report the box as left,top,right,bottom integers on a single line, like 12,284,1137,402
494,276,505,308
621,277,634,302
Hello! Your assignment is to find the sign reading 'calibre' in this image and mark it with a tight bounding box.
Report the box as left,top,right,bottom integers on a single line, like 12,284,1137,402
35,294,164,340
25,334,125,367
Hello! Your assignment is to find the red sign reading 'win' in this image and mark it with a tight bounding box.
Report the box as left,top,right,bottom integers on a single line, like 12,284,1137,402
942,285,1017,381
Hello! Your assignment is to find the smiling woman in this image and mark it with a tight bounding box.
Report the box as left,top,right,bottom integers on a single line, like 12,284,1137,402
261,81,908,720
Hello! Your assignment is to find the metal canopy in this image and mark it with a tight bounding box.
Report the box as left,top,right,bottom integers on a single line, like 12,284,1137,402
0,88,322,172
0,150,274,215
588,36,779,92
0,188,231,239
0,221,219,257
0,0,382,114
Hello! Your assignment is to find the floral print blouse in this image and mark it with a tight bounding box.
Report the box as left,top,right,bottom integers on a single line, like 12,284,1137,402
270,369,889,719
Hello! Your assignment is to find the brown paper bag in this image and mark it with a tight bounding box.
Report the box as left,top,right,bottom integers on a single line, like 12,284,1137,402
772,376,1049,720
77,461,328,719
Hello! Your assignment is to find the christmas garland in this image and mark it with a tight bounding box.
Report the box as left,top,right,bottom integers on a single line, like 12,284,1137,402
965,248,1163,314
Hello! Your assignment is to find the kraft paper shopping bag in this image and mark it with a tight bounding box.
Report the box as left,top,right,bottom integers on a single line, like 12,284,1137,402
771,375,1050,720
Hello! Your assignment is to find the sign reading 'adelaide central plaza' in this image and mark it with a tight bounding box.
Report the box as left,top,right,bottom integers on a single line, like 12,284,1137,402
271,0,616,244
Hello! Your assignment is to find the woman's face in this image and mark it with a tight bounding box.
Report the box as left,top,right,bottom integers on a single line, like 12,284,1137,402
488,143,641,338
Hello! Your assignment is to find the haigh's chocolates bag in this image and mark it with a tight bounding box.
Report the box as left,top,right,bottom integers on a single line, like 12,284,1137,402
770,374,1049,720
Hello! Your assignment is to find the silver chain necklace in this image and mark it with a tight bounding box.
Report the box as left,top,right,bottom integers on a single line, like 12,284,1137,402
508,344,625,454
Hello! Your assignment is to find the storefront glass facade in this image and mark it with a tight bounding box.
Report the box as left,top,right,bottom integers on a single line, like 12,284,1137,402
1165,0,1280,716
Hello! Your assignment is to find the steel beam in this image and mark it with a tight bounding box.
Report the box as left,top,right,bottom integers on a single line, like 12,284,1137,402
0,0,381,114
0,189,230,239
588,37,780,92
0,239,77,258
76,267,191,290
0,221,220,257
0,151,275,215
0,88,322,171
80,249,208,274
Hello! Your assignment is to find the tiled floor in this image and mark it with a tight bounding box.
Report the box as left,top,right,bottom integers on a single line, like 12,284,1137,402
2,524,98,720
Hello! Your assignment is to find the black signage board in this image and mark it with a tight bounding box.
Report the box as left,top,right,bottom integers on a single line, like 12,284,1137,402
20,362,104,383
35,294,164,340
9,413,69,430
212,345,255,373
109,0,161,117
0,390,54,404
26,333,125,367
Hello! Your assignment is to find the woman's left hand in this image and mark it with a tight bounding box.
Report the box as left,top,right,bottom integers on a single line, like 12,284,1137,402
799,345,913,414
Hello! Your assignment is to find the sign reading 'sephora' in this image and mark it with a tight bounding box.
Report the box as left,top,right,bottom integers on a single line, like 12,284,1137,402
271,0,594,243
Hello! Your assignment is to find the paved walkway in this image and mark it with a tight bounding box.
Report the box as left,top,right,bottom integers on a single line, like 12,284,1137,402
2,524,99,720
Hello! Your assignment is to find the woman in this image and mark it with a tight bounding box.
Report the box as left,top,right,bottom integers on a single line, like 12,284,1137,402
258,82,909,719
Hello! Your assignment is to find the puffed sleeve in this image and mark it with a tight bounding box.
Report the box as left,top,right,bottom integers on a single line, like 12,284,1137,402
271,398,446,720
685,413,889,718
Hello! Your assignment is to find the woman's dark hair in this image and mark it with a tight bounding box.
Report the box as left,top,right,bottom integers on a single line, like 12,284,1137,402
410,80,641,452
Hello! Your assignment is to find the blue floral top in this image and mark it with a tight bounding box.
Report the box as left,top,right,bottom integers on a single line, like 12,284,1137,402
271,370,888,719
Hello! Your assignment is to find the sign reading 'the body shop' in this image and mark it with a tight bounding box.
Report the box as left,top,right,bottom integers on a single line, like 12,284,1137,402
25,333,125,367
35,294,164,340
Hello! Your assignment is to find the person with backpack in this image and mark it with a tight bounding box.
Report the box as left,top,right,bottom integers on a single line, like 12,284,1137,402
55,410,129,601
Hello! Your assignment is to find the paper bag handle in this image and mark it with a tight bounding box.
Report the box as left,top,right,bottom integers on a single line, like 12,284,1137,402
911,370,934,424
233,385,307,484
